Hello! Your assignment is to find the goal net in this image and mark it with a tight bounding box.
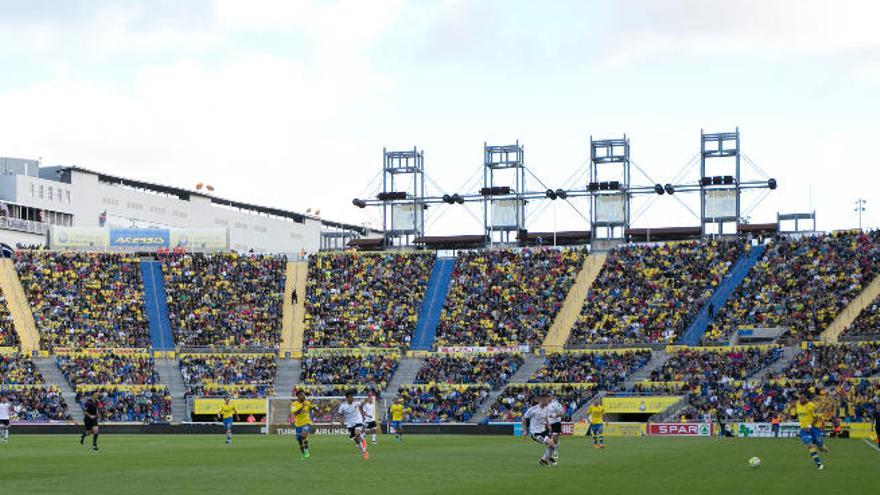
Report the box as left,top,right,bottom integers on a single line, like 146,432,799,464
266,396,384,435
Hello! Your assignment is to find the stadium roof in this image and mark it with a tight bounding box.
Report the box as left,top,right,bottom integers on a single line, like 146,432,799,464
54,166,373,234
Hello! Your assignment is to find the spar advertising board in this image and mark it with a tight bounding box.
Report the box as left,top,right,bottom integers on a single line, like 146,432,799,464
647,423,713,437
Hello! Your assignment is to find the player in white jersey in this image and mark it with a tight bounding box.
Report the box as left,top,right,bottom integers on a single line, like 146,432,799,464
545,395,565,461
337,391,369,460
362,394,378,444
521,395,557,466
0,395,11,442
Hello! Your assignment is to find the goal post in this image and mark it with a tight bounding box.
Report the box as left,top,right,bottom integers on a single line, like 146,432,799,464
266,396,385,435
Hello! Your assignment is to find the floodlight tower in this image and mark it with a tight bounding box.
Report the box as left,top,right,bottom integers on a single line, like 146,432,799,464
700,129,741,235
483,142,525,244
589,136,630,239
380,147,425,247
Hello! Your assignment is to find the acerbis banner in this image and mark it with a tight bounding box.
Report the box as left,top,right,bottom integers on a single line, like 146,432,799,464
50,227,228,251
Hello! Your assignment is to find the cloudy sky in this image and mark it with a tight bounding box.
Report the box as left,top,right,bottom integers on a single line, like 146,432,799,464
1,0,878,235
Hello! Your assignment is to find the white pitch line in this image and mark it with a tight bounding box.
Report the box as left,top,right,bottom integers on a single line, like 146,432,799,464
863,438,880,453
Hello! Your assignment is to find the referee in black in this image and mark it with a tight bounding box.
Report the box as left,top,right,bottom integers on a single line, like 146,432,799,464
80,391,101,451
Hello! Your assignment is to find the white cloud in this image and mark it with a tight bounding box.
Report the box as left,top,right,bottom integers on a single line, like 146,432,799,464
604,0,880,64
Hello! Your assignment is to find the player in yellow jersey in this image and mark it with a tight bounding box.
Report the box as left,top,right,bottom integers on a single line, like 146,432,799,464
290,390,313,460
587,401,605,449
388,398,409,442
792,394,825,470
217,397,237,445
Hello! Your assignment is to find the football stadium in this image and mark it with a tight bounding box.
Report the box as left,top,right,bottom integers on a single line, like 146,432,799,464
1,2,879,495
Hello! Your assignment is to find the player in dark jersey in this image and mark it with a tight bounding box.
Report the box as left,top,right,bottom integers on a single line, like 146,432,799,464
79,391,101,451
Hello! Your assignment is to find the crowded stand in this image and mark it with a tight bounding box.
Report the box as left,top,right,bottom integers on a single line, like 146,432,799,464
844,295,880,337
414,352,524,389
303,252,434,349
0,386,70,421
56,351,160,386
161,252,286,348
301,352,399,389
0,352,70,421
682,380,803,422
829,379,880,422
0,353,44,385
435,248,583,348
528,350,651,390
15,251,150,349
486,385,594,422
568,240,744,346
704,231,880,343
77,386,172,423
396,385,489,423
179,354,277,397
773,343,880,384
650,347,782,383
0,287,18,347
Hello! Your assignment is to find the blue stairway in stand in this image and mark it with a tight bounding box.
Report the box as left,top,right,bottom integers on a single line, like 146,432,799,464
410,258,456,351
140,260,175,350
678,244,766,346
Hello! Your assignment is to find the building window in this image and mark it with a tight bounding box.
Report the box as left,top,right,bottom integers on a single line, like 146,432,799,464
234,222,248,230
30,183,35,197
215,219,228,226
57,188,62,202
48,188,53,201
66,190,71,203
38,185,44,199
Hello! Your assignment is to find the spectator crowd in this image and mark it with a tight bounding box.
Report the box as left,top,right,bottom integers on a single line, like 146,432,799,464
301,352,399,389
487,385,594,422
15,251,150,349
76,386,172,423
0,352,70,421
682,380,803,423
774,343,880,384
435,248,583,348
1,353,44,385
56,351,160,386
0,287,18,347
650,347,782,383
529,350,651,390
161,252,286,348
397,385,489,423
568,240,744,346
0,386,70,421
845,294,880,337
304,252,434,349
704,231,880,343
180,354,277,397
415,353,524,389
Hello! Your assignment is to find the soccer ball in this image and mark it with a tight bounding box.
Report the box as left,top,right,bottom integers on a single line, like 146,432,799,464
748,457,761,468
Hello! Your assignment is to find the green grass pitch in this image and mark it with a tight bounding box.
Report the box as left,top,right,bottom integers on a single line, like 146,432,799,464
2,434,878,494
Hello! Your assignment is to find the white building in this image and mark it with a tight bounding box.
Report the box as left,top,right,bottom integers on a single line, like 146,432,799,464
0,158,373,254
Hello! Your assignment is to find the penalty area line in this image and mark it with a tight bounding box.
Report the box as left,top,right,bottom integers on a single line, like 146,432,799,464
862,438,880,454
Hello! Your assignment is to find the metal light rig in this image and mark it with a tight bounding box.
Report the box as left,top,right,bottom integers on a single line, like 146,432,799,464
351,129,777,247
